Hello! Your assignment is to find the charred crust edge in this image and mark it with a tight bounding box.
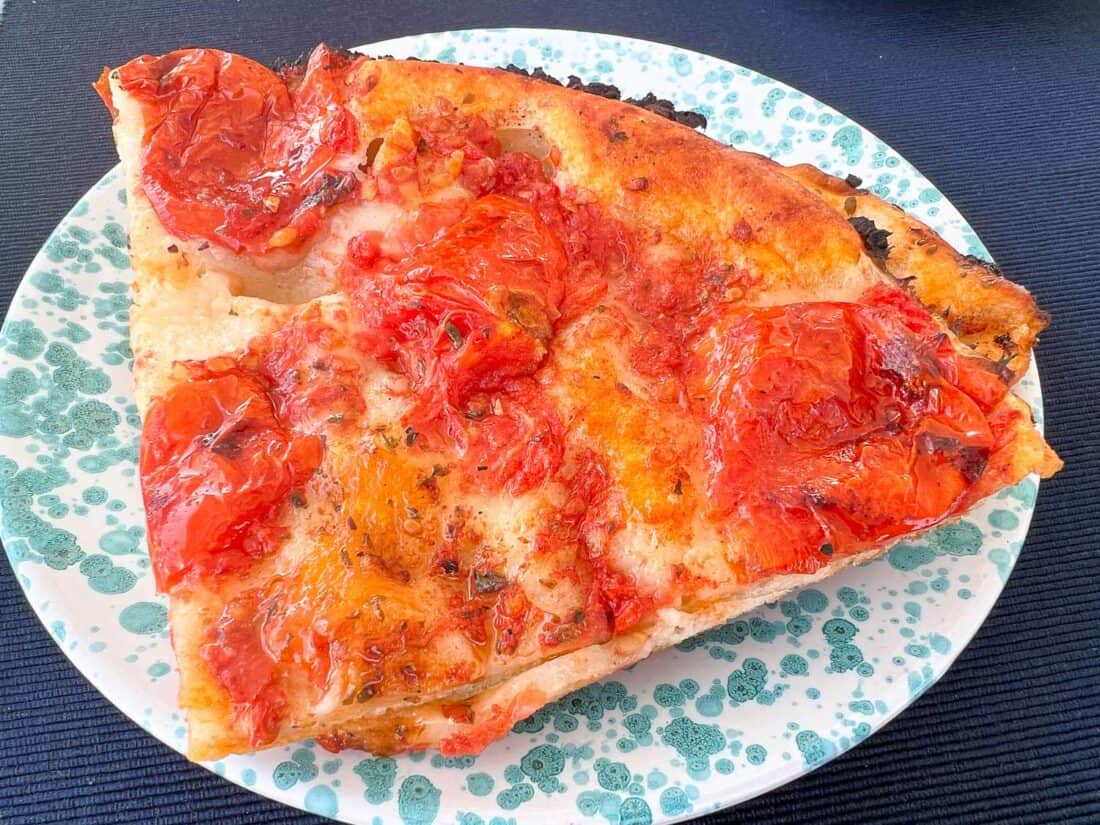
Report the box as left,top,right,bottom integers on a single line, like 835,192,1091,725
502,64,708,129
961,253,1004,278
271,45,359,74
268,46,709,129
848,216,891,261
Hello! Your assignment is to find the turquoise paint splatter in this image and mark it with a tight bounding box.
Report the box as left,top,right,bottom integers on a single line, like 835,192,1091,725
273,760,302,790
930,522,982,556
292,748,318,781
398,775,441,823
654,683,686,707
837,587,859,607
118,601,167,635
694,682,727,717
660,717,725,759
467,773,494,797
888,542,935,570
929,634,951,654
796,589,828,613
519,744,565,793
908,664,935,697
832,125,863,163
494,782,533,812
619,796,653,824
727,657,767,704
780,654,808,676
990,548,1013,582
795,730,837,765
304,785,339,818
670,53,693,76
78,552,136,593
595,758,631,791
989,509,1019,531
660,786,692,816
353,757,397,804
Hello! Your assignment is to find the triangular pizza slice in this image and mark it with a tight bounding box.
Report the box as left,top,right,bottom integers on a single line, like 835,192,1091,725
95,45,1059,760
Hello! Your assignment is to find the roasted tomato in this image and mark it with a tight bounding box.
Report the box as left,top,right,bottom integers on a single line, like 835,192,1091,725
140,368,322,592
256,315,367,432
690,284,1007,576
344,194,568,491
99,45,360,254
460,380,565,495
345,194,567,395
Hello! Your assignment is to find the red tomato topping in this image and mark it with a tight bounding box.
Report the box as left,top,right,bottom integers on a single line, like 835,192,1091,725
105,45,360,254
140,367,322,592
200,592,287,747
344,194,568,491
590,566,654,635
255,315,366,431
345,195,566,398
449,592,490,647
532,451,655,635
689,284,1007,576
418,113,501,165
481,152,629,312
461,380,565,496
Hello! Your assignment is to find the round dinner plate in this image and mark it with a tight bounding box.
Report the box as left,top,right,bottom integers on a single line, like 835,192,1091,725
0,28,1046,825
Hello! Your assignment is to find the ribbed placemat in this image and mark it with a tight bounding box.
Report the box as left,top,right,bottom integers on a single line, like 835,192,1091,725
2,1,1098,823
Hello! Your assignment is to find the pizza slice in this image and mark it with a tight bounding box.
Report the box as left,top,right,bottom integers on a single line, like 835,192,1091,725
95,45,1060,760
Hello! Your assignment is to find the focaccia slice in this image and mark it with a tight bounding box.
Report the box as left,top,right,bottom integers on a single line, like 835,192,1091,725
96,46,1060,760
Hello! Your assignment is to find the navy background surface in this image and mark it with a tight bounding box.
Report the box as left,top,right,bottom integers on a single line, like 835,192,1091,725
1,2,1098,823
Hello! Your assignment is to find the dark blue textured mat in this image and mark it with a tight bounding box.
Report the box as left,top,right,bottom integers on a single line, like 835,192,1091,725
1,1,1098,823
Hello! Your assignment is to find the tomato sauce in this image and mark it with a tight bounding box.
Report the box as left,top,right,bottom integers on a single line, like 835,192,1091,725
257,314,366,431
439,687,547,757
531,451,655,635
97,46,361,254
490,584,531,656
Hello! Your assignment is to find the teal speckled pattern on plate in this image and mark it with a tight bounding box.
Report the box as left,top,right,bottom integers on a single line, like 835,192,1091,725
0,29,1046,825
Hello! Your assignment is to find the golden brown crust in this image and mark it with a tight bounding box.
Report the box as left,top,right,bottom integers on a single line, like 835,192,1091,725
351,59,874,301
779,162,1048,380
